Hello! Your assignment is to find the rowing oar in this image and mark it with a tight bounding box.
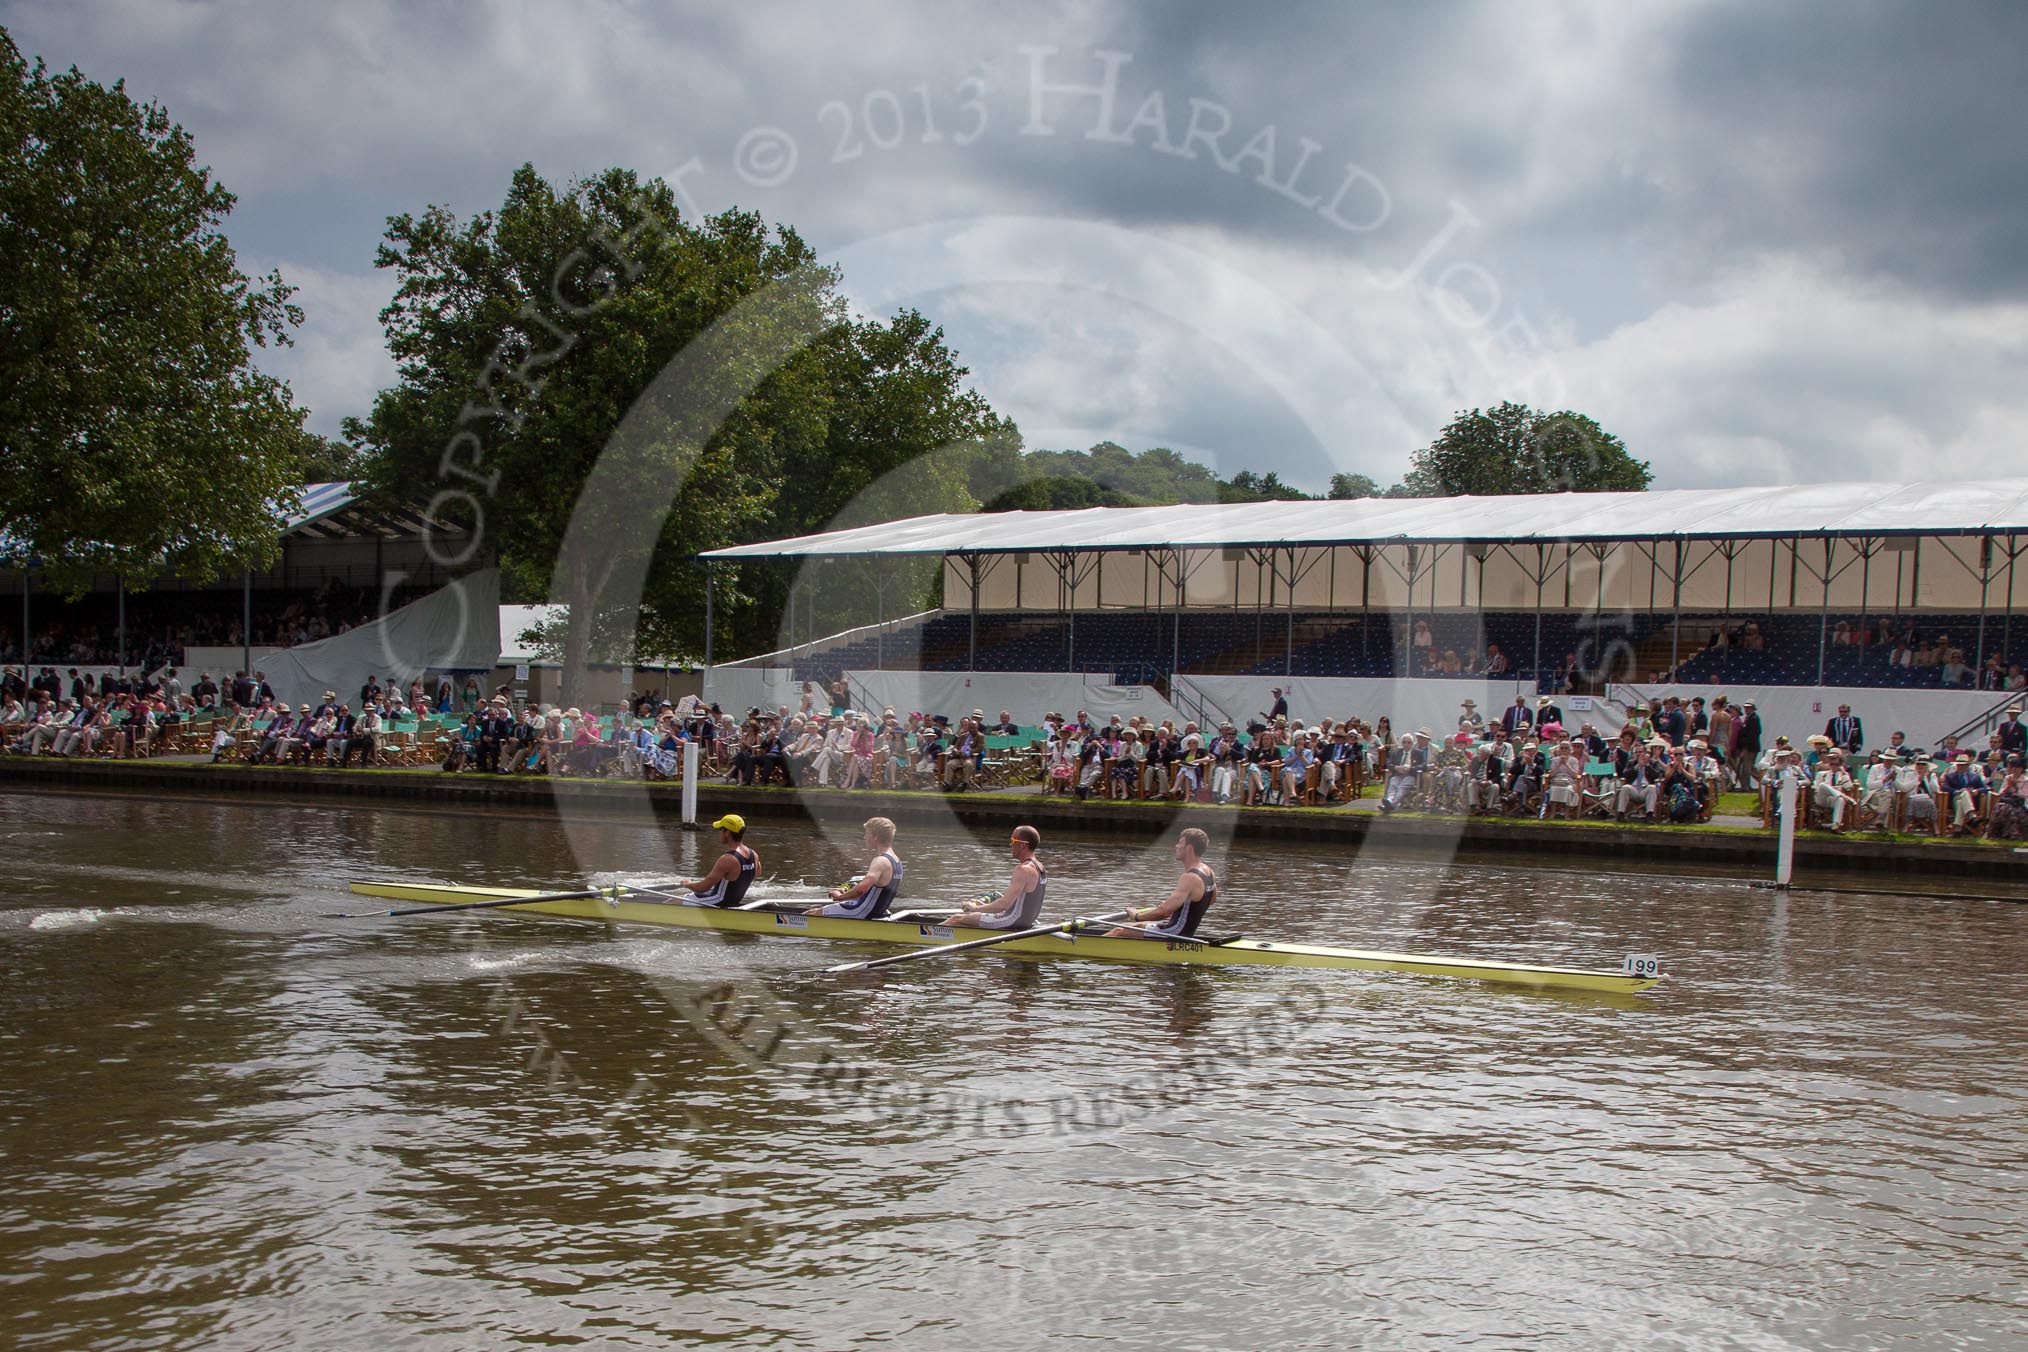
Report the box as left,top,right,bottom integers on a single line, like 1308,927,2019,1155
824,911,1131,974
322,884,616,920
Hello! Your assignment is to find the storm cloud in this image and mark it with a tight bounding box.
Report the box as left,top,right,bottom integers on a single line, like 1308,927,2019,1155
7,0,2024,491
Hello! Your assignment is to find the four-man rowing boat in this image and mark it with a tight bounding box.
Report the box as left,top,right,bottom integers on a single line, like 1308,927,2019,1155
348,880,1663,994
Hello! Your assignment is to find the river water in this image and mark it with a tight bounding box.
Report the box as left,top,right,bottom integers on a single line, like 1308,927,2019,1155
0,789,2023,1350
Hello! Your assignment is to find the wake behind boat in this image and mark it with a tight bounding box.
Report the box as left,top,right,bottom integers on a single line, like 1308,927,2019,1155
342,878,1665,994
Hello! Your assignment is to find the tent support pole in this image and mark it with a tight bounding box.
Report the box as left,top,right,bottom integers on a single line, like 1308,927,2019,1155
20,567,28,672
703,566,714,678
1068,558,1076,673
2007,534,2017,665
1284,549,1294,679
967,554,979,672
1975,536,1991,678
1532,544,1544,686
242,570,252,676
1670,539,1683,674
1816,539,1831,687
117,576,126,671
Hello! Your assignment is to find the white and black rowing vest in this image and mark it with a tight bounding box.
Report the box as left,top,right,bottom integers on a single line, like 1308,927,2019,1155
977,859,1048,930
832,850,903,920
694,844,757,908
1145,864,1216,938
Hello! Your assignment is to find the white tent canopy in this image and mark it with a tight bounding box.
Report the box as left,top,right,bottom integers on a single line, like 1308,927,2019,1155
700,478,2028,616
702,479,2028,557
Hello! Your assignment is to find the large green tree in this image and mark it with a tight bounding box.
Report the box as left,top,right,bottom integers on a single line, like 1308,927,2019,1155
350,163,1002,689
0,28,308,589
1398,402,1649,497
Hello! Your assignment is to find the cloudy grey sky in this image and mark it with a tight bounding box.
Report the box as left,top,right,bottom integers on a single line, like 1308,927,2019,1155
8,0,2026,492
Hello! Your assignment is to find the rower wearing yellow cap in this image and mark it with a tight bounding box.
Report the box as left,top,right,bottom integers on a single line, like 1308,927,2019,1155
678,813,760,907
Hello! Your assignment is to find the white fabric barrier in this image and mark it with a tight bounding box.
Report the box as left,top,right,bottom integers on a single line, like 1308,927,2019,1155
848,672,1186,728
1608,683,2015,754
702,666,806,718
184,570,501,708
1177,675,1604,736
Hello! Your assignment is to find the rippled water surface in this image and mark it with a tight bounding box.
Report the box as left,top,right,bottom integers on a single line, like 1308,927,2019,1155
1,790,2024,1350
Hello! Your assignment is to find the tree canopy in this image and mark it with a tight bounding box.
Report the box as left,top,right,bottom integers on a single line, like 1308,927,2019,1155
0,27,308,590
349,163,1005,686
967,441,1320,509
1397,402,1650,497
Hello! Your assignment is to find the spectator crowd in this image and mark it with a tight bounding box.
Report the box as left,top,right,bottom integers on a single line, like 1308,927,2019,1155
7,665,2025,842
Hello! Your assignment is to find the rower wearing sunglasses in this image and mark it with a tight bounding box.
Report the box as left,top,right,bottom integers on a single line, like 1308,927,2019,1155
944,824,1048,928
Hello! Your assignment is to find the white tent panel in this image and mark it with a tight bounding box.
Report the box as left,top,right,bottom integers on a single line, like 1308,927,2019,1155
704,478,2028,561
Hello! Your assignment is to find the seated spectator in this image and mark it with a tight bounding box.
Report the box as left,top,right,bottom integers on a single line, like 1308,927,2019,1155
1107,728,1143,799
1277,734,1312,803
1377,735,1418,813
943,718,982,791
1208,724,1242,804
1860,751,1898,828
1243,731,1281,806
1504,740,1544,814
1989,757,2028,840
342,706,381,767
1898,753,1940,830
1615,743,1663,821
843,715,877,789
1541,742,1582,819
1811,751,1859,832
1941,753,1987,835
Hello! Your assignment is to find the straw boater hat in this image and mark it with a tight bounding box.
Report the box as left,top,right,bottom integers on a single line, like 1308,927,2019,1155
1460,699,1477,708
1688,739,1707,751
1807,734,1833,747
1955,752,1974,764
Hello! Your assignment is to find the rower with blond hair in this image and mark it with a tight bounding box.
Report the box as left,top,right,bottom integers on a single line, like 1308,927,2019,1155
807,817,903,918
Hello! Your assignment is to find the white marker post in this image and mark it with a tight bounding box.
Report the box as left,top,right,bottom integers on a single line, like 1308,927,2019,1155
681,740,701,827
1773,765,1799,888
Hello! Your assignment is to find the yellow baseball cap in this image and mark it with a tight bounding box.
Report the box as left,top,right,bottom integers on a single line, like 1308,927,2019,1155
710,813,746,833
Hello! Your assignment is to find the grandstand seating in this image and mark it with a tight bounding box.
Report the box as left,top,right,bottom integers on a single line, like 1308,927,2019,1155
779,607,2028,689
1668,613,2021,688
